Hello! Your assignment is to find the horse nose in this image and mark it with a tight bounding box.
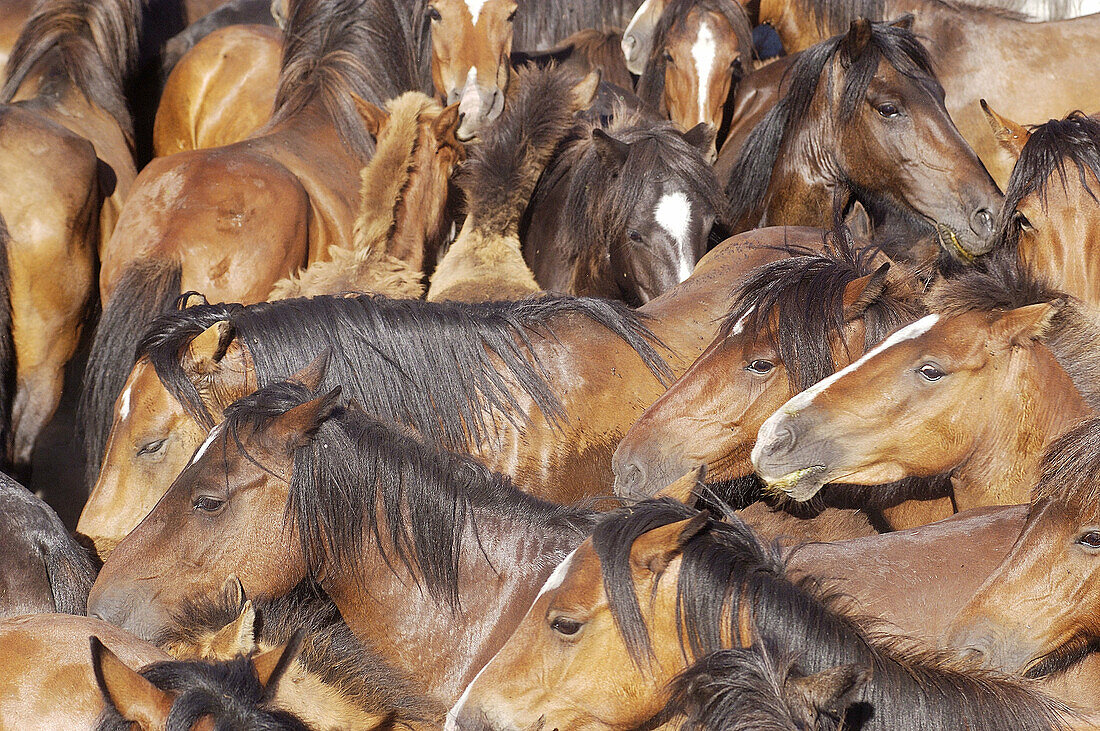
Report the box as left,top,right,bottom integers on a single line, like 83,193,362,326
613,461,647,499
759,423,796,458
969,207,995,238
622,33,637,53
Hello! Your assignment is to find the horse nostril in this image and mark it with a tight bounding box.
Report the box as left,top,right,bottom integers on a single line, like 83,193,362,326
970,207,995,237
623,34,636,52
762,425,795,457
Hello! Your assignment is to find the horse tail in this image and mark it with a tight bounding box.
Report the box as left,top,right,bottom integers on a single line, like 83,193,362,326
0,217,15,464
78,259,181,487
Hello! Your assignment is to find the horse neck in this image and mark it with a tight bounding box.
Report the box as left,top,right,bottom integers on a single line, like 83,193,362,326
390,142,452,272
352,117,422,268
757,122,842,229
950,344,1091,511
322,502,585,706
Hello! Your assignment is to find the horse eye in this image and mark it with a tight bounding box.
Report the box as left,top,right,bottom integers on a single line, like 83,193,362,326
550,616,583,636
193,496,225,514
137,438,167,457
746,359,775,375
627,229,643,244
506,7,517,21
662,49,674,64
877,102,900,118
1015,211,1033,231
1078,531,1100,549
917,363,945,382
427,6,441,21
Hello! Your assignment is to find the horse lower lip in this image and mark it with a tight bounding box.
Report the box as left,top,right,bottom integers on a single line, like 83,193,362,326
762,465,825,495
936,224,975,262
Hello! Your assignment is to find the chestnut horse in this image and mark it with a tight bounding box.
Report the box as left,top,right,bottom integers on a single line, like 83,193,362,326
948,418,1100,685
447,499,1073,730
747,0,1100,188
722,19,1001,269
77,227,822,554
153,24,282,157
0,0,142,469
752,257,1100,512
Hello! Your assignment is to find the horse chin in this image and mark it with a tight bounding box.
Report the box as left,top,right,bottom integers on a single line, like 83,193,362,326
760,465,827,502
935,223,986,263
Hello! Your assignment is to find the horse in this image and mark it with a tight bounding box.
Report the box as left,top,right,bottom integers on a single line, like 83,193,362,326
994,111,1100,307
76,227,822,555
0,0,33,70
428,65,598,302
752,254,1100,513
0,471,96,617
446,498,1073,730
634,0,755,158
719,19,1001,270
522,109,723,304
159,0,283,80
272,92,465,300
747,0,1100,188
153,24,282,157
948,418,1100,686
89,375,603,708
0,0,142,469
611,231,956,530
79,0,427,484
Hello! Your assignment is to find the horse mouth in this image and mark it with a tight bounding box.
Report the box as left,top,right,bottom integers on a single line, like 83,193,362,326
935,223,977,263
761,465,827,501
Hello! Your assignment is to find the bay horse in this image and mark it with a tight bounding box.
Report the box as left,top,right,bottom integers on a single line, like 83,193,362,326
948,418,1100,685
747,0,1100,188
89,376,602,708
634,0,755,159
0,0,34,70
428,65,599,302
79,0,425,483
447,498,1073,730
153,24,282,157
721,19,1001,269
77,227,822,554
0,0,142,469
0,471,96,617
523,110,723,304
995,111,1100,307
752,255,1100,512
159,0,283,79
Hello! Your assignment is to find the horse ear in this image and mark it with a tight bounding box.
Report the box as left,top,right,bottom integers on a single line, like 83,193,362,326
980,99,1030,159
840,19,873,64
269,0,289,30
288,349,331,393
681,123,715,157
177,291,208,310
991,300,1064,347
352,93,389,139
571,70,602,110
888,13,914,30
271,387,342,451
843,200,872,241
785,663,869,721
629,512,709,575
432,102,463,151
221,573,247,610
254,631,304,700
655,465,706,504
207,600,257,659
842,263,890,321
183,321,236,377
592,129,630,169
91,636,173,729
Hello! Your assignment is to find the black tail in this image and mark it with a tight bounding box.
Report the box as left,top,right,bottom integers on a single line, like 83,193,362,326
78,259,181,487
0,218,15,465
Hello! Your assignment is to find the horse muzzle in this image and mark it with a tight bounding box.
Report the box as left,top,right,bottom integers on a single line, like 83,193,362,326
751,414,833,502
450,79,505,141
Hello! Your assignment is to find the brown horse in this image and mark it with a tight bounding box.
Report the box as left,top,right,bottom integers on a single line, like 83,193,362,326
720,19,1001,269
152,24,282,157
428,65,598,302
76,227,820,554
0,0,141,468
447,498,1073,730
272,92,465,300
752,256,1100,512
0,0,33,70
748,0,1100,188
948,418,1100,685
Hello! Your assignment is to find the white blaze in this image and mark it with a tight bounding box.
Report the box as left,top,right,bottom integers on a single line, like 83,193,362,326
655,189,694,282
119,383,133,421
465,0,488,25
691,19,716,125
189,424,223,467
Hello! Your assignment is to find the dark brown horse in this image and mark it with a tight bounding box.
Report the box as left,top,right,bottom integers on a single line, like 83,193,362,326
718,19,1002,269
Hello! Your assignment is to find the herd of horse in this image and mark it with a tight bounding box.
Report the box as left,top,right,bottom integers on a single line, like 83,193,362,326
1,0,1100,727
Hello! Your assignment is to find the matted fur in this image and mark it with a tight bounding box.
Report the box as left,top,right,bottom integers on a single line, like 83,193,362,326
591,498,1069,730
1,0,140,132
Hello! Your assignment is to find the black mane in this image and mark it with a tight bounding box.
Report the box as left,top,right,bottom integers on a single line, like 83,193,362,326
221,379,598,609
998,112,1100,253
592,499,1068,730
137,293,669,445
725,21,940,225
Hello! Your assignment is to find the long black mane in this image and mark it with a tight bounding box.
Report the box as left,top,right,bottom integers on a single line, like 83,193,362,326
998,112,1100,253
636,0,755,112
220,379,599,609
135,293,669,445
592,499,1069,730
0,0,140,133
265,0,421,156
725,21,940,225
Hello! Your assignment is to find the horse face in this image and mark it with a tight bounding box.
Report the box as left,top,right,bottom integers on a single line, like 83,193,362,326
87,418,305,642
427,0,517,141
831,57,1000,261
947,498,1100,677
622,0,665,75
